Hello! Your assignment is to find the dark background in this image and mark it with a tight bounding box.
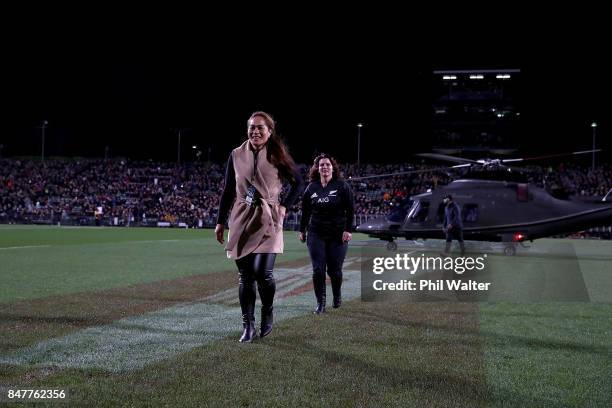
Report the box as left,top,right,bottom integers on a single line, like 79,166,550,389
2,19,609,166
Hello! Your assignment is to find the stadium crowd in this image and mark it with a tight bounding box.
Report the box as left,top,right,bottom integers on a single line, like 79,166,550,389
1,158,611,228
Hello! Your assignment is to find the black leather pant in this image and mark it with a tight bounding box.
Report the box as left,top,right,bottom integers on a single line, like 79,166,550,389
235,253,277,320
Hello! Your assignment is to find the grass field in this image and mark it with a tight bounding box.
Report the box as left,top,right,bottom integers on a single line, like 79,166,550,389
0,225,610,407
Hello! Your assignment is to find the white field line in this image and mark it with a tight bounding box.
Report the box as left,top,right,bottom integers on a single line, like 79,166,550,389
0,245,51,250
127,239,180,244
0,262,362,372
0,240,181,251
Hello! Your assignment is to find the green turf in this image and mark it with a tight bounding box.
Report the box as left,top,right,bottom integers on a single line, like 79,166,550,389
481,302,612,407
0,226,611,407
0,226,307,303
4,302,488,408
4,302,610,407
0,225,205,247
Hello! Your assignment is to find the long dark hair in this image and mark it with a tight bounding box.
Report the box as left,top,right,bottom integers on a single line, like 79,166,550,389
248,111,297,183
309,153,342,182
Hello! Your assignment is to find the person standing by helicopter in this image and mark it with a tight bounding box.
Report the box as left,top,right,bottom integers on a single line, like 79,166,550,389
442,194,466,256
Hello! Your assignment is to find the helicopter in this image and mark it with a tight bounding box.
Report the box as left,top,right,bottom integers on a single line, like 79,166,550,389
351,150,612,255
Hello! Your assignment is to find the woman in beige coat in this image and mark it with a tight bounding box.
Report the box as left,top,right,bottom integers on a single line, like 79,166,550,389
215,111,303,343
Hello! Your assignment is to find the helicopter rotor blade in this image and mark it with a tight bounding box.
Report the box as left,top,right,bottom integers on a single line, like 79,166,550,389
416,153,479,164
501,149,603,163
347,167,454,181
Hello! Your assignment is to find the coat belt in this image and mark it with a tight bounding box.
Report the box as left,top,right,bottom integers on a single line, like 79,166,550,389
227,197,279,259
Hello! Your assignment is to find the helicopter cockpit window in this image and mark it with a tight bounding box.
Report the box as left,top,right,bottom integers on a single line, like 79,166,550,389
386,199,413,223
462,204,479,223
408,200,430,223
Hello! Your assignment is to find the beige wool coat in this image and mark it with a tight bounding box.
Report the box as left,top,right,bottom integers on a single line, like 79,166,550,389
225,141,285,259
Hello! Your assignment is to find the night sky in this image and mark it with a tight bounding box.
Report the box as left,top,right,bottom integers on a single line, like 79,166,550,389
3,24,610,166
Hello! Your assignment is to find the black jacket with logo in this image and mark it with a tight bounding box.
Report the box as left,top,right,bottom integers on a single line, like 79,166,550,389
299,179,354,238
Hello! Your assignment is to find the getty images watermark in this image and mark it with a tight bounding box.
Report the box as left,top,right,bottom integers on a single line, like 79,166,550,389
360,249,494,302
372,253,491,291
360,241,596,303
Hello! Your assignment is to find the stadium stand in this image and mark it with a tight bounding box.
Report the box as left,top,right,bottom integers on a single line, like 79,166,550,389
1,158,611,238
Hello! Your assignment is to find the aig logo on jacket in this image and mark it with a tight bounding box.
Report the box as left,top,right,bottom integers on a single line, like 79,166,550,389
311,192,329,203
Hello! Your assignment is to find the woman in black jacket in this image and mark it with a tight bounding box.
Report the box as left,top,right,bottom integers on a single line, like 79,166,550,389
299,153,354,314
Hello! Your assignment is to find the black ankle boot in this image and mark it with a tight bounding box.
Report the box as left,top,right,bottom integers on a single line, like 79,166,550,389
313,273,326,315
239,314,256,343
260,305,273,338
314,293,326,314
314,302,326,314
333,296,341,309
